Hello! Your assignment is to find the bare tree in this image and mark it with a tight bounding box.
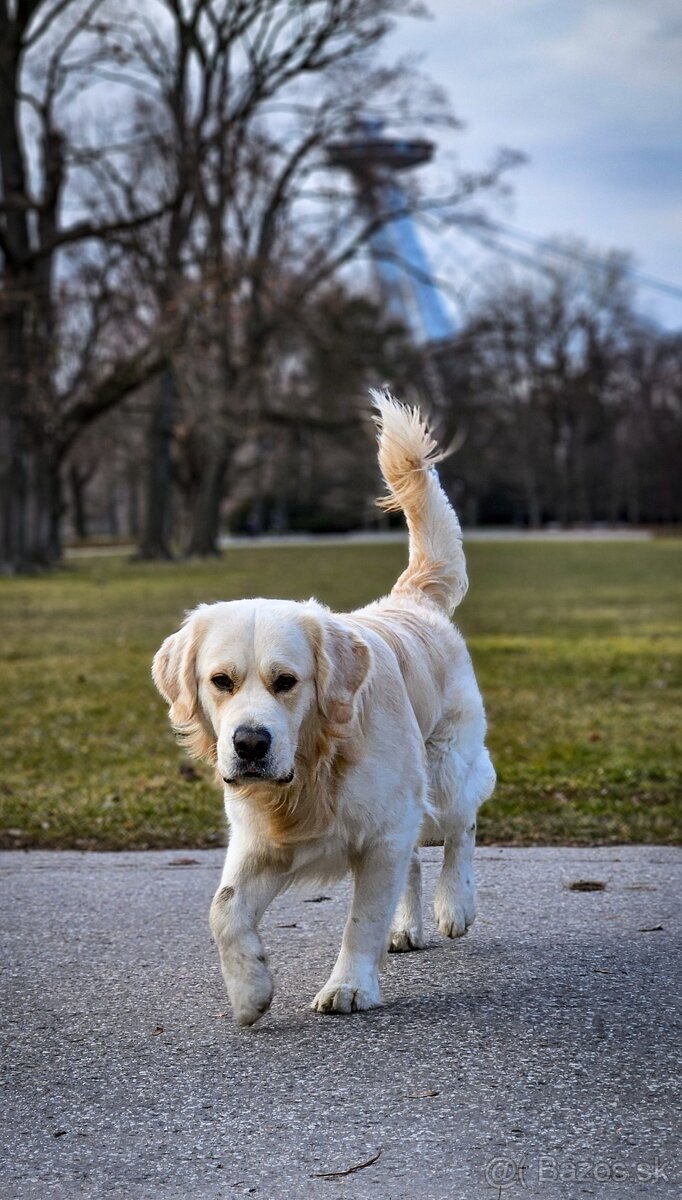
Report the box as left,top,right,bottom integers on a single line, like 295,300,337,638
1,0,518,569
613,327,682,524
0,0,172,572
104,0,516,556
438,243,682,527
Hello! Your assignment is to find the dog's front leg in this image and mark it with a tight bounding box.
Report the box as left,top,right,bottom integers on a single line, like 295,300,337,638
311,840,411,1015
209,855,284,1027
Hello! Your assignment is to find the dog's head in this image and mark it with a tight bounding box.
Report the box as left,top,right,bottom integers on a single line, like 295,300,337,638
152,599,371,788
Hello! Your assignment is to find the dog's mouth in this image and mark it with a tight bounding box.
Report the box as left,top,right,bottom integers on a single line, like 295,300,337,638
223,766,295,786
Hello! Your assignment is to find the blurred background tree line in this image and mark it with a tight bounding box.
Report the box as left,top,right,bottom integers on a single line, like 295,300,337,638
1,0,680,573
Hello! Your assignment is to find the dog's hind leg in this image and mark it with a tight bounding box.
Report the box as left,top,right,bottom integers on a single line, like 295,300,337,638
434,817,477,939
431,744,495,939
388,845,424,952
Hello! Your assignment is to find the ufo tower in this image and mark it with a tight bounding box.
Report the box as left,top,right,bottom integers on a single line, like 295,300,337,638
327,119,456,347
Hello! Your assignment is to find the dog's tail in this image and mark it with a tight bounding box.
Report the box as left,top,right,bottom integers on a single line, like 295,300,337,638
371,389,467,613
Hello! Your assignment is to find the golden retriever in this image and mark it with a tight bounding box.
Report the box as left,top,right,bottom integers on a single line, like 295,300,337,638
152,392,495,1025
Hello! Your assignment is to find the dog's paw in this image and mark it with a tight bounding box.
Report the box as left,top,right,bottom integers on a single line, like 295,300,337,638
388,925,425,953
434,886,476,939
310,978,381,1015
435,905,471,938
228,959,274,1027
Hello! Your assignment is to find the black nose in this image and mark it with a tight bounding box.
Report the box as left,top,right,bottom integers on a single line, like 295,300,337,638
233,725,271,761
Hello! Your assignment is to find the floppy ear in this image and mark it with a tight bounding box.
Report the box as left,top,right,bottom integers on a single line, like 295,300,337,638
311,616,372,729
152,620,198,723
152,616,215,762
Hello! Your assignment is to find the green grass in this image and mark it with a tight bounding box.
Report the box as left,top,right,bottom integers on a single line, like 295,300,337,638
1,541,680,849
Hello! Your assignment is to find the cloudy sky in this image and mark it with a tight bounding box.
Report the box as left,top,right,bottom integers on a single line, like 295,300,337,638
387,0,682,327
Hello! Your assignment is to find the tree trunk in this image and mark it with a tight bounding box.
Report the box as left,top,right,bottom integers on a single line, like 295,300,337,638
105,479,120,537
0,303,64,572
185,446,229,557
520,449,541,528
11,433,63,569
574,418,591,523
68,466,89,540
554,426,570,525
0,411,28,572
626,467,640,525
0,29,30,572
126,464,141,538
138,367,176,559
0,275,31,571
526,487,541,529
47,453,63,562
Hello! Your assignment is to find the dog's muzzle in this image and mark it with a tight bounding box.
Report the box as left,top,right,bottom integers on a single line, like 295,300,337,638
223,725,294,786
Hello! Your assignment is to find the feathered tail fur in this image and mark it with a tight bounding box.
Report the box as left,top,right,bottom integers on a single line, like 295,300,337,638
371,389,467,614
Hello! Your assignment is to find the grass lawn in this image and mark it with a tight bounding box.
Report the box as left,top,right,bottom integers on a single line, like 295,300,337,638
1,540,680,850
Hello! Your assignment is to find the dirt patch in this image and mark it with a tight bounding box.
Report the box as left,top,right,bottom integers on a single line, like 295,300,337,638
567,880,606,892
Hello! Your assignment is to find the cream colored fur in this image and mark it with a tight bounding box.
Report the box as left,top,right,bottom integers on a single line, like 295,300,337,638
152,391,495,1025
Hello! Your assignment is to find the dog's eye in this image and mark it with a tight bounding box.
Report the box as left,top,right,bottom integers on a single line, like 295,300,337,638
211,674,234,693
273,673,297,694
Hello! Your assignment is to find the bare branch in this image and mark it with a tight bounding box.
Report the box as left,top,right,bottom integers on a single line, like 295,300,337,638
61,342,168,447
16,202,171,264
23,0,86,48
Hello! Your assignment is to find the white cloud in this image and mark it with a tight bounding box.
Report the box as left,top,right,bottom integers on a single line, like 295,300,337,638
384,0,682,327
543,0,682,94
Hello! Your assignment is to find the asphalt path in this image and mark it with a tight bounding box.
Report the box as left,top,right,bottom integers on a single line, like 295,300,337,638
1,845,679,1199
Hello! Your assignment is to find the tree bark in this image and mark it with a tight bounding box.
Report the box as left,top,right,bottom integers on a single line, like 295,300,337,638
0,301,64,571
126,463,141,539
46,451,63,562
68,466,89,540
0,19,60,571
0,291,30,571
138,368,177,559
185,445,230,557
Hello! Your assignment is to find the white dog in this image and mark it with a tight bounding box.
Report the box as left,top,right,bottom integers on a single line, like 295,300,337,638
152,393,495,1025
